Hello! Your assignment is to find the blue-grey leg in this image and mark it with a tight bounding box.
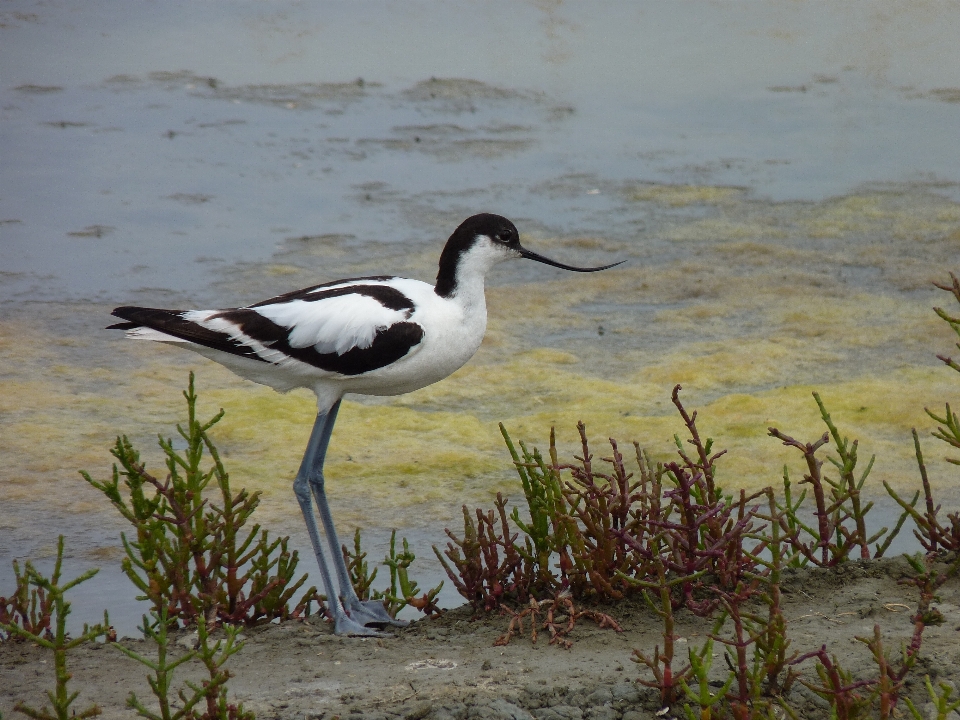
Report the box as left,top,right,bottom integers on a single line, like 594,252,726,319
292,400,397,635
312,444,409,629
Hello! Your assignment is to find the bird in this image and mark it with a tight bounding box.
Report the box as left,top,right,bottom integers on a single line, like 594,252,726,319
109,213,623,635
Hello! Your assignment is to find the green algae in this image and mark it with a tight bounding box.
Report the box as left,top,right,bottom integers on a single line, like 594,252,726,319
2,339,951,533
2,183,959,541
629,183,746,207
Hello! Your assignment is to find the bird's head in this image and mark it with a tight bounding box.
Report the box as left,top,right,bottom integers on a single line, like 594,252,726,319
435,213,624,297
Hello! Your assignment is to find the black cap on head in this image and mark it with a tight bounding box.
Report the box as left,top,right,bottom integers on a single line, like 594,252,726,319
435,213,624,297
456,213,521,247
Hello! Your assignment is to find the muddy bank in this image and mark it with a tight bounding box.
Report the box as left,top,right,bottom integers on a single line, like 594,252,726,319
3,556,959,719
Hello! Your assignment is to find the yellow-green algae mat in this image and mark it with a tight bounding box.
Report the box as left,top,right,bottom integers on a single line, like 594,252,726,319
2,184,958,536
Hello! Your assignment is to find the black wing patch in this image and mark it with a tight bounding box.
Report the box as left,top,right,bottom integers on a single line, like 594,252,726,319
109,305,425,376
109,307,266,361
211,308,423,375
249,277,408,310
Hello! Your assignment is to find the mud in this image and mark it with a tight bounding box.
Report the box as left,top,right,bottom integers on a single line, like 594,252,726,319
3,557,960,719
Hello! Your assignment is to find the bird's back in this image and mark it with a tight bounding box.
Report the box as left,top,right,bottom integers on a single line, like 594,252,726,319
109,274,488,404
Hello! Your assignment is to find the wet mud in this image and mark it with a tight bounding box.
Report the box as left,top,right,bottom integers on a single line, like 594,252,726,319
3,557,960,719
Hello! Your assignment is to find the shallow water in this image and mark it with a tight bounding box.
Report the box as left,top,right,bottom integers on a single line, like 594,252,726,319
2,0,960,633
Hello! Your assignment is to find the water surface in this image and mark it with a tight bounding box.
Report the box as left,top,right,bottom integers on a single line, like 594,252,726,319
2,0,960,634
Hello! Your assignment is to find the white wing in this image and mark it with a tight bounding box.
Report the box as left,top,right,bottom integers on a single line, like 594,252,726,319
249,295,409,355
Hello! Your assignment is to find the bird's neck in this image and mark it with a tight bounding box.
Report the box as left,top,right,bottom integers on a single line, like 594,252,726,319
442,261,489,314
434,238,501,304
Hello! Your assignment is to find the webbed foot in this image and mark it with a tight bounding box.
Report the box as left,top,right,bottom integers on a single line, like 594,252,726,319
346,598,409,628
333,612,392,637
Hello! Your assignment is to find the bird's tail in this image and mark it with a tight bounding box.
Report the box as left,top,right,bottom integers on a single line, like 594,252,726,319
108,306,193,342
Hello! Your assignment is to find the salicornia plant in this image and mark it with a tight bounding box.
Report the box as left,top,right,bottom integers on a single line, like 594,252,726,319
0,536,110,720
81,372,318,627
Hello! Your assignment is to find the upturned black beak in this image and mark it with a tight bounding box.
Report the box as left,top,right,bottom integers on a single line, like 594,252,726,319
518,247,625,272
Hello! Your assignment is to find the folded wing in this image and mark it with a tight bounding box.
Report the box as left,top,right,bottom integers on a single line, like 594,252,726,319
110,282,425,377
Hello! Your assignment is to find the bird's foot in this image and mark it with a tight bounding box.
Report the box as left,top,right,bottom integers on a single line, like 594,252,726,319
333,612,391,637
346,598,409,628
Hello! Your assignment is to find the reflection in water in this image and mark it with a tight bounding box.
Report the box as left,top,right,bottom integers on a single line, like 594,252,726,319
2,1,960,631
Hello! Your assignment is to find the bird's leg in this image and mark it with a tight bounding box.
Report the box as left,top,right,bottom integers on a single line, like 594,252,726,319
293,401,386,636
311,461,409,628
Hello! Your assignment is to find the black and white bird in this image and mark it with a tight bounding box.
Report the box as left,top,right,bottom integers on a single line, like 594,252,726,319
109,213,622,635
